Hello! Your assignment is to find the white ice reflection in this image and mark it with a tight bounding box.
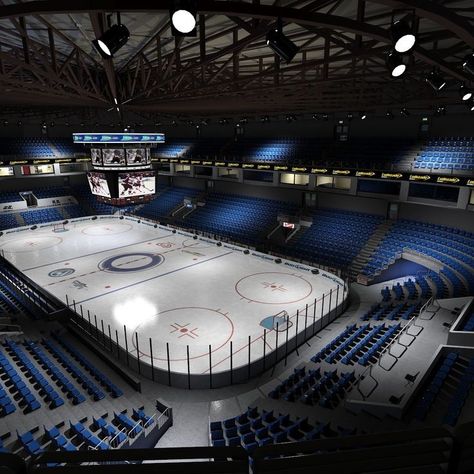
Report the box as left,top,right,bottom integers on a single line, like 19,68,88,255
112,296,158,329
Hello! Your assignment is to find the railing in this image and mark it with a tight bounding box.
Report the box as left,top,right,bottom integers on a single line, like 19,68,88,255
355,312,425,400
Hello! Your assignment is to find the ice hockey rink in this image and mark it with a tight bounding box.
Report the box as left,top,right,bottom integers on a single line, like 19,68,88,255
0,216,347,380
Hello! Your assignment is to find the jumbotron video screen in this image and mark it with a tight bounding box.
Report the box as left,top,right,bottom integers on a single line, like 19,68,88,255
118,172,156,197
87,171,111,198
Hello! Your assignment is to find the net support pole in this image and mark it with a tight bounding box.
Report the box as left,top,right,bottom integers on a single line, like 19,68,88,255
124,325,129,367
94,314,99,340
108,324,112,352
149,338,155,382
336,285,340,316
321,293,325,329
329,288,333,322
263,329,267,371
87,310,92,334
66,294,69,307
186,345,191,390
135,332,141,375
115,329,120,360
100,319,105,347
313,298,317,336
248,335,251,379
230,341,233,385
209,345,212,389
166,342,171,386
304,304,308,342
295,309,300,355
275,323,280,365
284,316,290,366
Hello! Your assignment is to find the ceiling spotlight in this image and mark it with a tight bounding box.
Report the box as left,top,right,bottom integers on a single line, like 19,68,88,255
266,20,299,63
462,53,474,75
92,23,130,58
386,110,394,119
170,0,197,36
346,112,353,121
312,113,320,120
470,101,474,112
391,19,416,53
435,105,446,116
322,113,328,121
459,85,472,101
359,112,367,120
386,50,406,77
425,70,446,92
260,115,270,123
400,107,410,117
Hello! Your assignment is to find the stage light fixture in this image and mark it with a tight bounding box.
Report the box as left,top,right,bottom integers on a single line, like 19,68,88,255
425,70,446,92
266,20,299,63
322,113,328,121
386,51,406,77
391,19,416,53
435,105,446,116
400,107,410,117
470,101,474,112
462,54,474,75
386,110,394,119
459,85,472,101
170,0,197,36
346,112,353,121
359,112,367,120
93,23,130,58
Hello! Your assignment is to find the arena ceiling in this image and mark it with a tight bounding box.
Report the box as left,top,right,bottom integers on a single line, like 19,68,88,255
0,0,472,121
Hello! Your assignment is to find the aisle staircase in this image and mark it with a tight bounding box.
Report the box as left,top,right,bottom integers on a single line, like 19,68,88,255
350,220,394,280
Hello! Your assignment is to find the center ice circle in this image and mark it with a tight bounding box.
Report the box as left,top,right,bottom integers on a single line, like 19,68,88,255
98,252,164,273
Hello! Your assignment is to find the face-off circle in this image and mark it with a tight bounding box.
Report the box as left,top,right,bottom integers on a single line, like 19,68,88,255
235,272,313,304
182,238,213,250
82,222,133,236
0,235,63,253
98,252,164,273
133,307,234,362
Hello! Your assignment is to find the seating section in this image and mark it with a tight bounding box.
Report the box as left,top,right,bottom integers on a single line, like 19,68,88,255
361,220,474,297
324,138,416,169
268,366,355,408
3,339,64,409
0,192,22,204
361,302,421,321
136,186,201,221
310,323,401,366
21,208,64,225
183,193,298,245
0,347,41,414
51,331,123,398
42,338,106,401
413,352,474,426
32,186,71,199
222,137,327,163
462,313,474,331
62,204,86,219
0,214,19,230
24,339,86,405
152,139,196,158
7,406,156,457
210,407,332,451
0,137,55,158
414,137,474,171
286,209,383,268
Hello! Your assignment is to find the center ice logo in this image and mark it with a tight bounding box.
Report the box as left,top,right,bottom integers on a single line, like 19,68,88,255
49,268,75,278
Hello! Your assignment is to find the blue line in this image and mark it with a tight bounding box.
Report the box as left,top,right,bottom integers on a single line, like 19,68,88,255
22,234,173,271
74,251,234,305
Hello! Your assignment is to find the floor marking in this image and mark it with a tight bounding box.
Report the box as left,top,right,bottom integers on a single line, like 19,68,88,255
74,251,233,305
22,234,173,271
